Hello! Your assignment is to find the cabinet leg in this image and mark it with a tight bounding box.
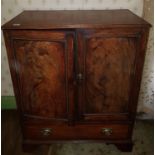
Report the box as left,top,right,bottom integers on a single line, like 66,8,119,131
115,142,133,152
22,143,38,152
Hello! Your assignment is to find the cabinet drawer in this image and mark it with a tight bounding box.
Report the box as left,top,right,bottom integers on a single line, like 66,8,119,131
23,124,130,141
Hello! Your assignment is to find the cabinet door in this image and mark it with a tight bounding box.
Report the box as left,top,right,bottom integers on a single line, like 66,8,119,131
77,29,140,121
5,31,74,121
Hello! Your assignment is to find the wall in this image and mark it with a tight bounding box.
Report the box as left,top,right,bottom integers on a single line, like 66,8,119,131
137,0,154,118
1,0,153,118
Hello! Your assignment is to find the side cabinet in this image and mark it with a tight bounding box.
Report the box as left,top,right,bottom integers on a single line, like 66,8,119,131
2,10,151,152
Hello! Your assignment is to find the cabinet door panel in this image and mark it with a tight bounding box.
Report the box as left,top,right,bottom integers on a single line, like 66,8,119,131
10,31,74,120
77,30,138,121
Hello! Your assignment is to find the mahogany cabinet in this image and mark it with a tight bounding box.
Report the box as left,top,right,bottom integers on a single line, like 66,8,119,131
2,10,151,152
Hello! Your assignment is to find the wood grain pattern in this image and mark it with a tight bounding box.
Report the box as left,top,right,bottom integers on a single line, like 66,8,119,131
77,29,138,121
14,40,67,118
2,10,151,152
2,10,151,30
6,31,74,121
85,37,136,113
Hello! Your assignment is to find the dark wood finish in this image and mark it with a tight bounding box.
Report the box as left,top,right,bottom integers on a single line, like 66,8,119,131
3,30,74,122
2,110,154,154
22,144,38,153
12,31,73,120
2,110,20,155
77,29,138,122
23,124,130,140
2,10,151,30
2,10,151,152
2,110,51,154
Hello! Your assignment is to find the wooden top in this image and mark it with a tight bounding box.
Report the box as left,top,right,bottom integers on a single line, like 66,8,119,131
2,10,151,29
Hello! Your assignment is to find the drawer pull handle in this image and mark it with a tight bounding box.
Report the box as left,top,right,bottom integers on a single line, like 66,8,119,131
41,128,52,136
101,128,112,136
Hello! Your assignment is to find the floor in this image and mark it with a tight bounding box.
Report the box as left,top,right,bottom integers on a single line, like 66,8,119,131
2,110,154,155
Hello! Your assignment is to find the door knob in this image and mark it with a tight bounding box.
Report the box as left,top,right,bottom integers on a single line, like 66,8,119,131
77,73,83,79
77,73,83,81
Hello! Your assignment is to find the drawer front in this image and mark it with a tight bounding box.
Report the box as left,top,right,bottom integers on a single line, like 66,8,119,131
23,124,130,140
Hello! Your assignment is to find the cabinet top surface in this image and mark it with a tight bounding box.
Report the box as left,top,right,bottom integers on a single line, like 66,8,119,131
2,10,151,29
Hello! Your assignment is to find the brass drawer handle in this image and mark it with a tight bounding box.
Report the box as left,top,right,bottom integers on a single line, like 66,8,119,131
101,128,112,136
41,128,52,136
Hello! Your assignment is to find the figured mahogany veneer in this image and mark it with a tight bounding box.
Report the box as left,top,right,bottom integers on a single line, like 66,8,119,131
2,10,151,152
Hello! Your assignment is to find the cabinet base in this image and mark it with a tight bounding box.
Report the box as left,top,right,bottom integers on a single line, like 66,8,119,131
114,142,133,152
23,143,38,152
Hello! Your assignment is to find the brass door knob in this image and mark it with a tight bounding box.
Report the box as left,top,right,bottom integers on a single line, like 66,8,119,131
41,128,52,136
101,128,112,136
